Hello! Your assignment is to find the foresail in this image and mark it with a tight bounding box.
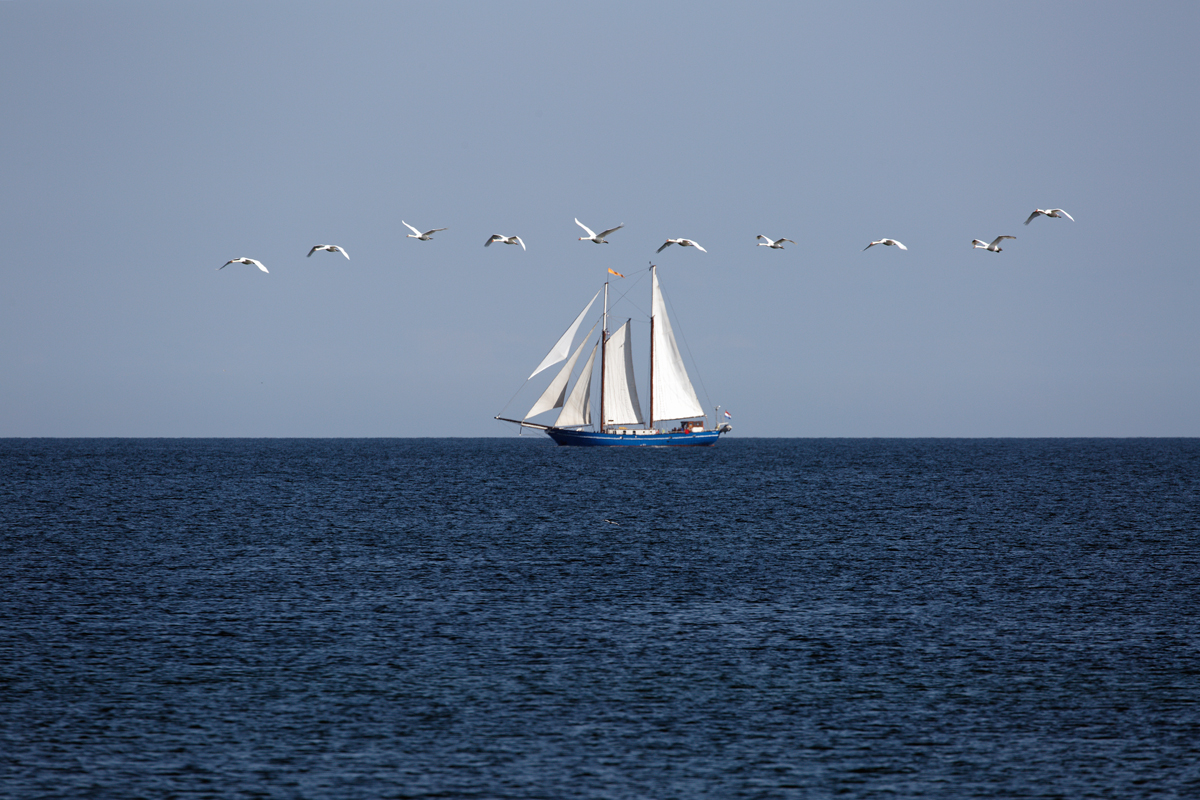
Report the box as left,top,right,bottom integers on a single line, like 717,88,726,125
526,322,597,419
652,271,704,421
554,339,598,428
528,290,600,380
602,320,645,426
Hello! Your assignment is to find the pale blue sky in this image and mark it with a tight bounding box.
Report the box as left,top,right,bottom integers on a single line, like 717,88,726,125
2,1,1197,436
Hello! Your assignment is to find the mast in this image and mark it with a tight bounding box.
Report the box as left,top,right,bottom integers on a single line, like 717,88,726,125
649,264,656,430
599,281,608,432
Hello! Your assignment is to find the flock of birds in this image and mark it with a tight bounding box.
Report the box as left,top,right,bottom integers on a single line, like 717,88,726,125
860,208,1074,254
220,244,349,273
217,209,1074,274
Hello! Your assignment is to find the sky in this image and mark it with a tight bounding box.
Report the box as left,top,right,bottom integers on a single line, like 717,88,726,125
2,1,1197,437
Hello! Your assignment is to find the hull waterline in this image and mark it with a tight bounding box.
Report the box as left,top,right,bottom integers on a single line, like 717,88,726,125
545,428,720,447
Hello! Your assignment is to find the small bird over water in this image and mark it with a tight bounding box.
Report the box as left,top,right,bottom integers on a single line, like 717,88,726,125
403,221,447,240
1024,208,1074,225
485,234,525,250
219,257,268,273
306,244,349,259
862,239,907,251
972,236,1016,252
575,218,625,244
756,235,795,249
657,238,706,253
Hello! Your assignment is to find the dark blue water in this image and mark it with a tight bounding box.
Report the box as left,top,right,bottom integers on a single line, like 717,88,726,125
2,438,1198,798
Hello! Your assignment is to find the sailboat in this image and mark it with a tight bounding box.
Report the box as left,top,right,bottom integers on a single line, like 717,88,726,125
496,264,731,446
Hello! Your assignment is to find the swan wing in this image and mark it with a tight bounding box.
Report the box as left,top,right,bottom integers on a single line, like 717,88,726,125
575,218,596,238
597,224,624,239
402,221,421,236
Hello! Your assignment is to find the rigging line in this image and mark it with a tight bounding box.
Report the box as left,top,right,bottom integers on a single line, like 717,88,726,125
662,287,714,413
496,377,532,420
607,272,651,322
494,416,526,437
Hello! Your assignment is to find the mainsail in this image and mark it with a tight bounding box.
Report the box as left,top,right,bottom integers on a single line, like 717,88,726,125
554,340,598,428
651,271,704,421
603,319,644,426
525,322,597,419
527,290,600,380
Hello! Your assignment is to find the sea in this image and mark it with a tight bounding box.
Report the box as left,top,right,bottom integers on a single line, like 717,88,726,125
2,438,1198,799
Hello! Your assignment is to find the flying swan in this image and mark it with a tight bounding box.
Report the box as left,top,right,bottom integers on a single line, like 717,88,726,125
403,221,447,240
575,219,625,244
485,234,526,250
657,238,706,253
972,236,1015,252
862,239,907,251
218,257,268,273
1024,208,1074,225
306,245,349,259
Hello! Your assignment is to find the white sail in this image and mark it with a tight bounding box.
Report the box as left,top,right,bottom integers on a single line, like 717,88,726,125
603,319,645,426
651,271,704,421
554,339,598,428
525,322,597,419
528,290,600,380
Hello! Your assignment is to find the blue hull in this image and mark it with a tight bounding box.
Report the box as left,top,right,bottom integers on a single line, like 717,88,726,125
545,429,721,447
